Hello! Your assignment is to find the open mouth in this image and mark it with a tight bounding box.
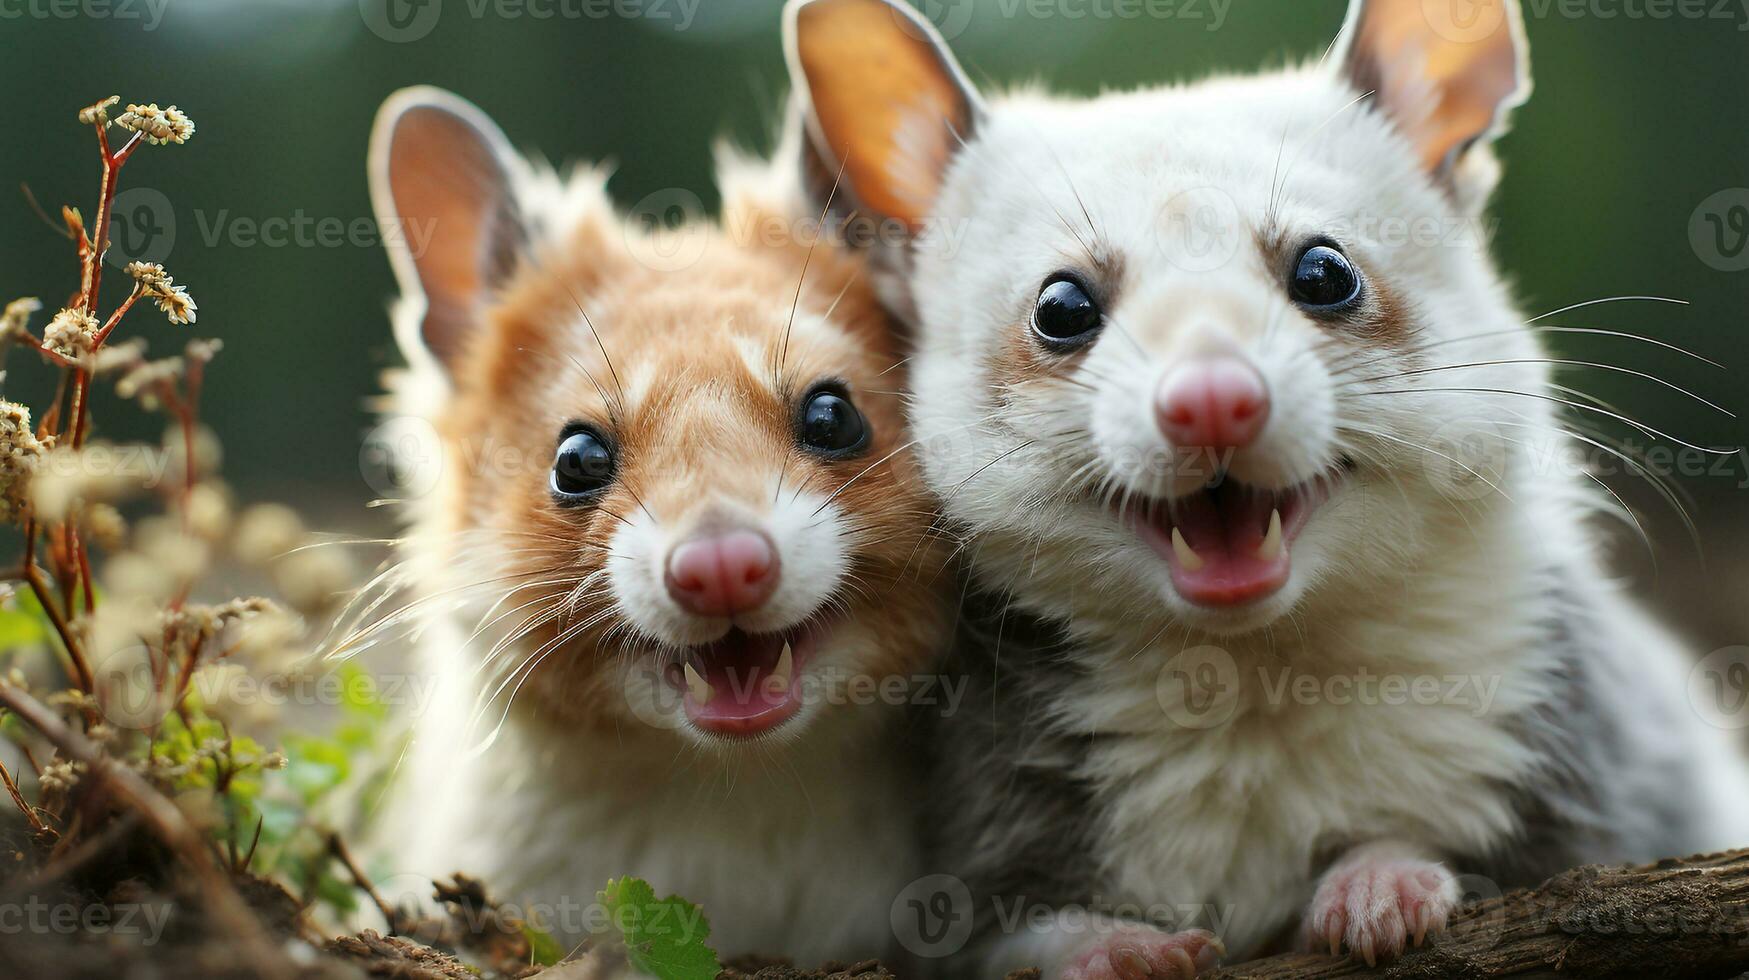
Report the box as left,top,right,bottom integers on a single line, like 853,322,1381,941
1124,468,1343,608
664,622,821,737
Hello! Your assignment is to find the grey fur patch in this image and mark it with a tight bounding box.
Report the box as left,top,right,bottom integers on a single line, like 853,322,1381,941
1460,577,1715,889
918,589,1104,967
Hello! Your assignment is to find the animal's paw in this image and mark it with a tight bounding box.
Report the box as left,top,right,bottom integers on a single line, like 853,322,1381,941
1059,926,1225,980
1303,847,1459,966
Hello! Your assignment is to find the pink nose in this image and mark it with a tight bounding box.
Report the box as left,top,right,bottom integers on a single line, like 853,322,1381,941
1154,357,1270,450
665,529,780,617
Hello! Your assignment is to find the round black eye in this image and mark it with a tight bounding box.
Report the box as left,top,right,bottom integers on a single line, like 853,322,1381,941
799,388,869,456
1289,244,1363,311
1032,275,1103,347
550,428,615,502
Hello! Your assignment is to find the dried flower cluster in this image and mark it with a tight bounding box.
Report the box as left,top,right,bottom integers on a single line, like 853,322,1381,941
43,307,100,359
115,102,196,146
77,95,120,127
126,261,199,325
0,401,52,523
1,296,40,340
0,96,420,980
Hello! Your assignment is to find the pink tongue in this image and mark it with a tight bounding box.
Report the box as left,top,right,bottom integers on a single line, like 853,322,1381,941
680,632,801,736
1159,485,1288,607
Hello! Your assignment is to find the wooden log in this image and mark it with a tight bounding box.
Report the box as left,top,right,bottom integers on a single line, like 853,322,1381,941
1210,849,1749,979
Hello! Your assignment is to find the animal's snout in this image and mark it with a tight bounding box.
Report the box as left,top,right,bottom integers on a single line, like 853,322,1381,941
1154,357,1270,451
665,528,780,617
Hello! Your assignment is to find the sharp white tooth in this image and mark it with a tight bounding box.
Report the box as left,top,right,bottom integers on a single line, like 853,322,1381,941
1258,508,1284,561
767,642,794,695
1171,527,1205,571
684,662,713,705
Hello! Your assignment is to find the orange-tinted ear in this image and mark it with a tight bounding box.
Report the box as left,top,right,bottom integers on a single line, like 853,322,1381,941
369,87,526,372
1336,0,1531,181
785,0,980,231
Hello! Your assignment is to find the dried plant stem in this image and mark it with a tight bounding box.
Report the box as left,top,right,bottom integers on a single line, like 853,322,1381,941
329,832,401,933
0,756,46,834
0,681,298,980
91,284,143,349
20,549,93,692
79,124,144,321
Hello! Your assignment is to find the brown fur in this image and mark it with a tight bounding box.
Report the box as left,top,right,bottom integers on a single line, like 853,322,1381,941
424,192,949,734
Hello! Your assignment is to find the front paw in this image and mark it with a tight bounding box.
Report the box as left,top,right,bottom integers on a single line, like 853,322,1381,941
1303,849,1458,966
1059,926,1224,980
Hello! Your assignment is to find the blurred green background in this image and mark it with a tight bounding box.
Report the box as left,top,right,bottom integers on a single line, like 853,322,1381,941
0,0,1745,640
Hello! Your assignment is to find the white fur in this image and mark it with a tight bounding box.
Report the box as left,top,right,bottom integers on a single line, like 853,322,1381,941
788,5,1749,971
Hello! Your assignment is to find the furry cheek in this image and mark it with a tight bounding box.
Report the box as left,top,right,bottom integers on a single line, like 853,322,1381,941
755,489,851,633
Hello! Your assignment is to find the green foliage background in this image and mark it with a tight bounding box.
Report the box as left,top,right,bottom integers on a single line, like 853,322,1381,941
0,0,1745,639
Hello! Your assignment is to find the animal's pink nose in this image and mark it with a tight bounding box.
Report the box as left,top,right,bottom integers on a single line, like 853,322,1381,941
665,529,780,617
1154,357,1270,450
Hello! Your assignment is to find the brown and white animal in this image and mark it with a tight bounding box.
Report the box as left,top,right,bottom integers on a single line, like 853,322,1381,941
786,0,1749,977
362,86,950,964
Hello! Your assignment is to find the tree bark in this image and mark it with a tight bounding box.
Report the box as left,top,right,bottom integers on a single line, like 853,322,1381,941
1209,849,1749,979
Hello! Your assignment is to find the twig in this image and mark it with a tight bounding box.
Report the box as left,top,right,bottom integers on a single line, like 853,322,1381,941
0,755,47,833
329,831,402,934
0,680,299,980
21,560,93,692
1210,849,1749,980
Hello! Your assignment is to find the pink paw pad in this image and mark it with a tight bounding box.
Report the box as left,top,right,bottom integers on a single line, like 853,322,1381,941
1304,857,1459,966
1060,927,1225,980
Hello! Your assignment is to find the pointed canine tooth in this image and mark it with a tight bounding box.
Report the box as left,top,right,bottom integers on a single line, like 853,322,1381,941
1258,508,1284,561
684,662,713,705
767,642,794,695
1171,527,1205,571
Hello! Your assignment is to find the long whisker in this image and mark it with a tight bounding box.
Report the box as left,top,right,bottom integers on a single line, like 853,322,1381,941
1345,386,1733,455
1352,357,1734,416
1528,295,1687,322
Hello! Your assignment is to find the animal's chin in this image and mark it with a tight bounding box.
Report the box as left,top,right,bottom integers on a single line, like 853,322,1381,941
661,614,836,740
1117,462,1349,610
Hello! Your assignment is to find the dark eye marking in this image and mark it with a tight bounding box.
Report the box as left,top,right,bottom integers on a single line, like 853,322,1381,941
1288,241,1364,313
550,424,615,504
1031,272,1104,350
796,382,870,459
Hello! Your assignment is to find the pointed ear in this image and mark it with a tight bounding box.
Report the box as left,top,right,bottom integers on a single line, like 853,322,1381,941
1335,0,1531,197
784,0,981,232
369,86,527,373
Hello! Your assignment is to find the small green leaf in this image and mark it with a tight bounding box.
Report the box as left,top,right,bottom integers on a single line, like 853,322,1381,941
520,921,564,968
598,877,720,980
0,590,48,653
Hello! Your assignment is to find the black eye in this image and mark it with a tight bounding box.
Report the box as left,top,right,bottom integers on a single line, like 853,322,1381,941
1032,275,1103,348
550,427,615,502
1289,244,1363,311
798,387,869,457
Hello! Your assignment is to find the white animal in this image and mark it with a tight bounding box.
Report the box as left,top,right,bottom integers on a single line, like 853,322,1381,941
785,0,1749,976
